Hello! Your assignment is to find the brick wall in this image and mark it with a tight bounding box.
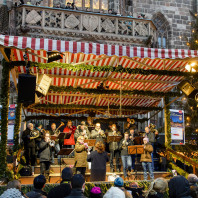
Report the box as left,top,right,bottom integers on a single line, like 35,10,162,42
133,0,193,49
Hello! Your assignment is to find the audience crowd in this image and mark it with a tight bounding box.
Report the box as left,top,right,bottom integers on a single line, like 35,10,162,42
0,167,197,198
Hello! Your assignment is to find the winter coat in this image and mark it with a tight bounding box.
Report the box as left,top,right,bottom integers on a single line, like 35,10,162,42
119,138,133,156
74,142,88,167
64,189,87,198
26,188,47,198
169,175,192,198
148,192,164,198
140,143,153,162
63,126,76,145
22,128,36,148
90,129,106,143
87,150,109,181
108,130,122,151
74,126,90,141
38,140,52,162
143,132,155,143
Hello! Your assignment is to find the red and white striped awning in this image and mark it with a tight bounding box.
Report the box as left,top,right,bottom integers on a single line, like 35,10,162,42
0,34,196,116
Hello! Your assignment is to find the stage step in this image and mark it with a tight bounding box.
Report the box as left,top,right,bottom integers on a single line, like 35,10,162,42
19,171,171,184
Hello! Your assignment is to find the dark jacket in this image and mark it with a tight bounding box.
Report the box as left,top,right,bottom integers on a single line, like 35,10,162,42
119,138,133,156
140,143,153,162
65,189,87,198
39,140,52,162
74,126,90,141
169,175,192,198
22,128,35,148
90,129,106,143
47,182,71,198
74,142,88,167
143,132,155,143
148,192,164,198
108,130,122,151
26,188,47,198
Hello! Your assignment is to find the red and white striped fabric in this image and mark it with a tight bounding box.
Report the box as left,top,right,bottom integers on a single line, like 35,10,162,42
1,34,198,59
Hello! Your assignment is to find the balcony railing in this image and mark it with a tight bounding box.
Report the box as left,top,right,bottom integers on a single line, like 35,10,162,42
14,5,157,46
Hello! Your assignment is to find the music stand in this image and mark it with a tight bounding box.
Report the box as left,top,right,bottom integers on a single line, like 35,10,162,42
56,148,74,183
128,145,144,180
84,139,96,147
107,136,122,144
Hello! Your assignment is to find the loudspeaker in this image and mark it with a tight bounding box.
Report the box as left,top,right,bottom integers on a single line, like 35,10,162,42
177,80,198,98
18,74,36,104
36,74,52,97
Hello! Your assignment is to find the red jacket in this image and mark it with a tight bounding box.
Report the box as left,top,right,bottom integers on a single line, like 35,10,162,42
63,126,76,145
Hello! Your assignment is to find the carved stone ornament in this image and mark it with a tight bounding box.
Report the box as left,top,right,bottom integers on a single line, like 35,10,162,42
65,14,80,29
26,10,42,24
101,18,115,33
82,15,98,31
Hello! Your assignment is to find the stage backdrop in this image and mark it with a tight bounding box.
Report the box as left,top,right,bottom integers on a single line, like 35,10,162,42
170,109,185,145
0,104,16,145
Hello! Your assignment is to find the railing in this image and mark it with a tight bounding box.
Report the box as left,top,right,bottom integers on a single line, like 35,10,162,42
14,5,157,46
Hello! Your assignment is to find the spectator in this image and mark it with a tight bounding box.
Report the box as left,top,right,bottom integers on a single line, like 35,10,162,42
65,174,87,198
55,3,62,8
143,177,168,198
103,186,125,198
0,180,26,198
187,174,198,198
47,167,72,198
114,177,132,198
89,187,103,198
71,3,78,10
169,175,192,198
141,137,154,181
87,141,109,181
65,2,72,9
108,9,113,14
26,175,47,198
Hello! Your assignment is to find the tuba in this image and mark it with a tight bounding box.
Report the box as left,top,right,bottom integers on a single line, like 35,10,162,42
30,130,39,139
54,122,65,136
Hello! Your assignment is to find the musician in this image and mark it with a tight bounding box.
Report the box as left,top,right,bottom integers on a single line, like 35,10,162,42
86,117,95,131
35,123,45,155
22,123,38,175
124,117,135,132
91,123,106,143
38,131,53,182
140,137,154,180
119,132,133,180
49,123,60,164
129,127,138,171
108,124,122,172
74,136,88,177
63,120,76,148
74,121,90,141
143,126,155,170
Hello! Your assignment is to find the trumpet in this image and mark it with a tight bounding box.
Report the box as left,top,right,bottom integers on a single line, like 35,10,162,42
49,140,55,147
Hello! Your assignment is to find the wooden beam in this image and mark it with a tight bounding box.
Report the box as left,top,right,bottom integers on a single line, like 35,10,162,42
40,98,57,105
79,79,100,87
0,47,9,61
96,95,101,106
165,96,181,108
66,109,88,116
45,74,179,85
66,96,96,105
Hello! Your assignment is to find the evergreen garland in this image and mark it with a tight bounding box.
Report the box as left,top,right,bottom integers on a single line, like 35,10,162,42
7,61,197,77
0,59,11,179
13,103,23,152
49,86,182,98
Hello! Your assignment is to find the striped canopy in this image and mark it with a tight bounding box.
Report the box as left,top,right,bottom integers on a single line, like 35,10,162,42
0,34,195,117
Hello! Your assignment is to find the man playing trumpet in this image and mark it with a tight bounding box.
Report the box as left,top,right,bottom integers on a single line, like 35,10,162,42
91,123,106,143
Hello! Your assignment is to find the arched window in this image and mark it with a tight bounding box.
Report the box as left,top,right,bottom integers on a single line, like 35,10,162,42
152,12,170,49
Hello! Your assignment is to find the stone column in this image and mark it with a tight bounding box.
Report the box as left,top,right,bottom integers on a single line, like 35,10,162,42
48,0,53,7
43,0,48,6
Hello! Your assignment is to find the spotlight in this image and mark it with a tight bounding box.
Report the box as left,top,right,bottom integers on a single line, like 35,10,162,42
47,52,63,63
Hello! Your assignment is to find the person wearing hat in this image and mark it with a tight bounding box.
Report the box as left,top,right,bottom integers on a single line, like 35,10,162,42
114,177,132,198
89,187,103,198
140,137,154,181
26,175,47,198
47,167,72,198
74,121,90,142
187,174,198,198
65,2,72,9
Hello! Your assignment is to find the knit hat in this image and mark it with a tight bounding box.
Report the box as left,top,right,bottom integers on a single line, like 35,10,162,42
103,187,125,198
114,177,124,187
0,188,24,198
187,174,198,184
61,167,73,181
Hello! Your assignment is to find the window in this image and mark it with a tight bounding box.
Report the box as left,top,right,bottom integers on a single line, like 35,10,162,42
152,12,170,49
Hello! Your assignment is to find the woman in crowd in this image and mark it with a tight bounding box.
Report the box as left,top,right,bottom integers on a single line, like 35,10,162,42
74,136,88,177
87,141,109,181
143,177,168,198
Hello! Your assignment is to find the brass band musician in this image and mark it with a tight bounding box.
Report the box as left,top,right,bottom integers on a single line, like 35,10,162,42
91,123,106,143
74,121,90,141
22,123,39,175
